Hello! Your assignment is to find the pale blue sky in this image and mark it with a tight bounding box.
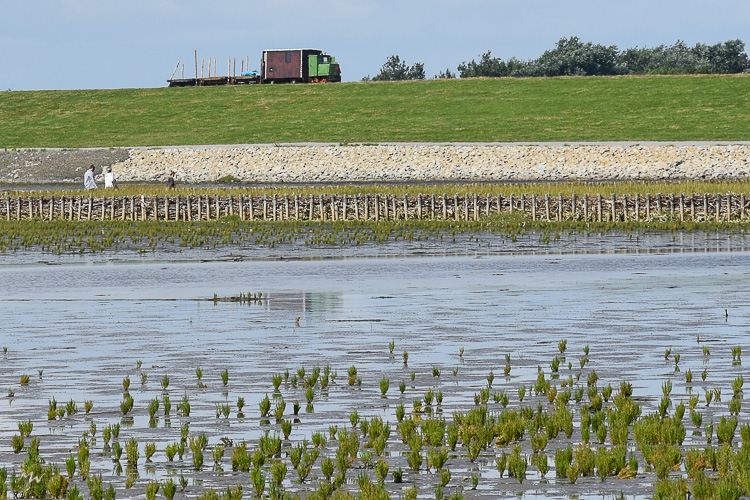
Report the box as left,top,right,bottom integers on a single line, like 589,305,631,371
2,0,749,90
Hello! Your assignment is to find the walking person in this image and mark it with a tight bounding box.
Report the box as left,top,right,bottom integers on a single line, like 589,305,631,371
84,164,97,190
104,166,117,188
166,170,176,189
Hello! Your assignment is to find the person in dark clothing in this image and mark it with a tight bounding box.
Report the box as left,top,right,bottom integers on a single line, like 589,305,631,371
166,170,176,188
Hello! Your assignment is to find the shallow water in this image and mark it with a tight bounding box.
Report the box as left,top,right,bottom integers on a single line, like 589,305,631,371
1,233,749,498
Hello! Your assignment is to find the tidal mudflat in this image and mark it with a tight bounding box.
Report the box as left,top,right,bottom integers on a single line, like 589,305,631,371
1,232,749,499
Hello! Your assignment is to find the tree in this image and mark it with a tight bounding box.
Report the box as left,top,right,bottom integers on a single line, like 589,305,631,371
371,55,425,81
435,68,456,79
528,37,619,76
457,51,508,78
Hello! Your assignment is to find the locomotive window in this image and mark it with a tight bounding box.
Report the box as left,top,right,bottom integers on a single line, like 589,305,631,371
285,52,291,63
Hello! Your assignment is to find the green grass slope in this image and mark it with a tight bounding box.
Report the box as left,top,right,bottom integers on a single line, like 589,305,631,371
1,75,749,148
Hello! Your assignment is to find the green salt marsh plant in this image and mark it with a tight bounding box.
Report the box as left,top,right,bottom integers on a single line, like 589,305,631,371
305,386,314,404
161,374,169,390
144,442,156,461
716,416,737,445
685,369,693,384
558,339,567,354
161,479,176,500
145,481,159,500
550,356,560,372
123,375,130,391
507,445,527,483
112,441,123,461
432,366,441,377
11,434,23,453
732,375,744,396
140,372,148,385
20,374,30,385
273,400,286,422
165,443,178,461
518,385,526,401
380,377,389,396
702,368,708,381
178,394,190,416
120,394,134,415
281,419,293,439
403,351,409,366
293,400,301,416
374,458,389,483
270,460,287,489
399,380,406,394
236,396,245,417
250,464,265,497
66,399,77,416
691,411,702,428
148,397,159,419
221,368,229,386
348,365,357,386
126,437,139,467
732,346,742,363
17,420,33,437
729,396,741,415
163,395,171,416
66,455,76,478
487,370,494,387
259,394,271,418
212,445,224,467
388,339,395,354
272,374,282,391
504,363,511,376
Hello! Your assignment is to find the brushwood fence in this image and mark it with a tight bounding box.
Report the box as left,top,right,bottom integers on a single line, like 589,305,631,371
1,193,748,223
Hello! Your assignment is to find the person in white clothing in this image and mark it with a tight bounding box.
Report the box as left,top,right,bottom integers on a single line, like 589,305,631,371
104,166,116,188
84,165,97,190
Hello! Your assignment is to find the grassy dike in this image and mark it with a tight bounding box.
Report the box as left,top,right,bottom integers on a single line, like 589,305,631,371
1,75,749,148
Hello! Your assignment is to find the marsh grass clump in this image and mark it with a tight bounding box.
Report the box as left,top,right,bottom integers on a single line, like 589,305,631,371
17,420,33,437
221,369,229,386
272,374,282,391
120,394,134,416
380,377,389,396
259,394,271,418
178,394,190,416
125,437,139,467
161,479,176,500
144,442,156,461
145,481,159,500
11,434,24,453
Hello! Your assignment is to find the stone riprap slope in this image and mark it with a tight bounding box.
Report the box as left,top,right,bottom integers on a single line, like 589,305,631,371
2,144,750,184
109,144,750,183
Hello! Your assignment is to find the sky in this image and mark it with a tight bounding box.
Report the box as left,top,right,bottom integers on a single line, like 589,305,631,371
2,0,749,91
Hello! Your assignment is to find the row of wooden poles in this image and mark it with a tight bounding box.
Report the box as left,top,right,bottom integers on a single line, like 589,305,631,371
1,193,748,223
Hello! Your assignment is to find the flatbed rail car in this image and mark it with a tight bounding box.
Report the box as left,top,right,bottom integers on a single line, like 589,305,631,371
167,48,341,87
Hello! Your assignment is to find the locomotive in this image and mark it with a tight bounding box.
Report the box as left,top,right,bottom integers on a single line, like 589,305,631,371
168,48,341,87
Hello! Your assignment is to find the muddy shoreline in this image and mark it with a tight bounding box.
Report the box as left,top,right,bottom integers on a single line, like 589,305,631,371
1,238,750,499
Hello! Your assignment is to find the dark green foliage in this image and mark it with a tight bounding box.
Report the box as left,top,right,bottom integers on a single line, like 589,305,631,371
369,55,425,81
458,37,749,78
